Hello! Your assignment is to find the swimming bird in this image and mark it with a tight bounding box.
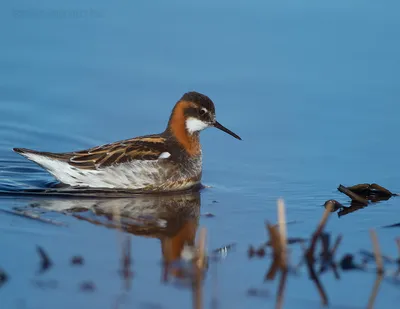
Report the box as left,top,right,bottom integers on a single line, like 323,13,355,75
13,91,241,192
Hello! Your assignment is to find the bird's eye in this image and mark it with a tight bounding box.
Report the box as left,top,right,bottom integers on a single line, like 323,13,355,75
200,108,207,116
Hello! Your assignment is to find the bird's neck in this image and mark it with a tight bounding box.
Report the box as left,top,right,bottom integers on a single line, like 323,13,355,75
166,101,201,156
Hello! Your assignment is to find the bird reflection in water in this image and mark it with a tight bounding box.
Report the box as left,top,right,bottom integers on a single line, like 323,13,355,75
27,189,203,285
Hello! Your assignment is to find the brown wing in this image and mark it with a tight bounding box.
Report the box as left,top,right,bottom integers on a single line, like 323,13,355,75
45,135,170,170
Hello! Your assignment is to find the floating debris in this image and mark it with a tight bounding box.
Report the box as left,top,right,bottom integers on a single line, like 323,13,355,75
337,183,397,205
202,212,215,218
329,183,398,217
36,246,52,273
359,249,395,265
0,269,8,288
254,247,265,258
338,185,368,205
212,243,236,260
213,243,236,255
247,288,270,298
340,254,361,271
248,245,266,258
71,256,85,266
80,281,96,292
395,239,400,276
265,237,307,247
347,183,396,198
382,222,400,228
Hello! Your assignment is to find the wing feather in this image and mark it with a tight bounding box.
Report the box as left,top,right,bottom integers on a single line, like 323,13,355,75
60,135,169,169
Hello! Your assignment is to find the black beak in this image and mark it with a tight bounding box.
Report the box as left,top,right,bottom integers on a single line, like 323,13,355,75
213,121,242,140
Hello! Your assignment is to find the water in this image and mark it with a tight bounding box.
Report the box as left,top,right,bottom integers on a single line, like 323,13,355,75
1,1,400,308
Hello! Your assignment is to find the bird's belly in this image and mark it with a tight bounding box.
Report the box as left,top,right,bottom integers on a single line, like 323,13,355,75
56,158,202,192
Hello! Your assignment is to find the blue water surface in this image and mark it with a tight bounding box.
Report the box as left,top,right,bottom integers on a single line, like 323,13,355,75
1,1,400,308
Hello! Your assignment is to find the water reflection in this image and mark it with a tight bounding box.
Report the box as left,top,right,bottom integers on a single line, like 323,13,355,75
27,190,202,280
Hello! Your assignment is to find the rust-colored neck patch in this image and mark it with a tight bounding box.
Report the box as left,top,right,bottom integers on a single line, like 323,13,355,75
168,101,201,156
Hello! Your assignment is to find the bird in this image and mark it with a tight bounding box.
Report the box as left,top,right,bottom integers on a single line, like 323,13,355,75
13,91,241,192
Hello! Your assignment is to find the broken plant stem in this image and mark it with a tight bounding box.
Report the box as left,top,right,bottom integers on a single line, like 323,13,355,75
369,229,384,274
277,199,288,270
338,185,368,205
197,228,207,270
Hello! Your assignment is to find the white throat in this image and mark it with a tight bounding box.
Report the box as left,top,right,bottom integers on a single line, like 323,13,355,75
186,118,209,134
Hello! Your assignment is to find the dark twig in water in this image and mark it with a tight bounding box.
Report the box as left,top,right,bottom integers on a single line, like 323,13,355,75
36,246,52,273
330,235,342,278
295,242,308,271
306,252,328,306
80,281,96,292
70,256,85,266
0,268,8,288
121,235,133,290
267,237,307,246
319,233,330,272
318,233,342,279
359,250,395,264
396,238,400,258
382,222,400,228
395,238,400,276
331,234,342,254
338,185,368,205
247,288,270,298
304,202,333,306
346,183,396,198
307,202,333,255
210,258,219,309
161,238,171,283
340,254,363,271
338,203,368,218
112,205,133,290
248,237,306,258
248,245,266,258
